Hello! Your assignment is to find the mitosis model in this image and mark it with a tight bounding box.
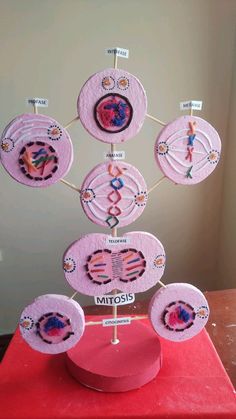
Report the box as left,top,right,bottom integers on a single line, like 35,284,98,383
0,49,221,392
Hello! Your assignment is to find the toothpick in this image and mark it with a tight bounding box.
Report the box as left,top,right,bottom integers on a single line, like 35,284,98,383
111,143,115,154
33,104,38,114
190,108,193,117
60,178,81,193
86,320,103,326
159,280,167,288
146,113,166,127
64,116,80,130
114,51,118,69
147,175,166,194
69,291,78,300
132,315,148,321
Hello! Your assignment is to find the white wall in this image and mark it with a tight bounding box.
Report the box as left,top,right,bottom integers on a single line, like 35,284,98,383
219,35,236,289
0,0,235,334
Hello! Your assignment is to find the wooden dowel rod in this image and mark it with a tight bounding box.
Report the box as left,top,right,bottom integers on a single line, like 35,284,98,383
111,217,119,344
60,178,81,193
146,113,166,127
110,141,119,344
111,288,119,344
147,175,166,194
64,116,80,130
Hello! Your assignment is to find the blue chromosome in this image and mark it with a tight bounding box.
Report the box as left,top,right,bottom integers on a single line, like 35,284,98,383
32,148,47,159
44,316,65,333
177,306,191,323
105,101,128,127
187,134,196,146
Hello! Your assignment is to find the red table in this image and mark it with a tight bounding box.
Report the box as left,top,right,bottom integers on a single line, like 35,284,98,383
0,316,236,419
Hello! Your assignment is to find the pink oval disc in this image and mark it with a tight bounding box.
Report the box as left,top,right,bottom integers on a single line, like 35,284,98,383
155,116,221,185
80,161,148,228
77,68,147,144
0,113,73,187
149,283,209,342
63,231,165,295
19,294,85,354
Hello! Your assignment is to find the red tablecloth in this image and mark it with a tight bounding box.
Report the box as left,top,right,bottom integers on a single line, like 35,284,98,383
0,318,236,419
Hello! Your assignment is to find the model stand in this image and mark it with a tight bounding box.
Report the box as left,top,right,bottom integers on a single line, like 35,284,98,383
0,48,221,392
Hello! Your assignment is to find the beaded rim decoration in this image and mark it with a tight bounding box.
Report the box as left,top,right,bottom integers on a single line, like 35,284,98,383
157,142,169,156
153,254,166,269
102,76,115,90
196,305,209,319
20,316,34,330
117,77,129,90
207,150,220,164
81,188,96,203
1,138,14,153
134,191,148,207
47,125,63,141
63,257,76,273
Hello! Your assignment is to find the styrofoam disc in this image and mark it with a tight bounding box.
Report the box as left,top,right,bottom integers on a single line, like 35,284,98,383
63,231,165,295
80,161,148,228
155,116,221,184
0,113,73,187
77,68,147,143
149,283,209,342
19,294,85,354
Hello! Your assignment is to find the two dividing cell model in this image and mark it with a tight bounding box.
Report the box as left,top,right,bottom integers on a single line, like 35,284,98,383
0,55,221,388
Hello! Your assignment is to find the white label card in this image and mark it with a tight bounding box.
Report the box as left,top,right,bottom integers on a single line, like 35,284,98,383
180,100,203,111
27,98,49,108
94,293,135,306
104,151,125,160
106,236,130,246
103,317,131,327
105,47,129,59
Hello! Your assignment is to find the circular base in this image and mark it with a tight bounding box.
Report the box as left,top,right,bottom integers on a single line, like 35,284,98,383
66,320,162,392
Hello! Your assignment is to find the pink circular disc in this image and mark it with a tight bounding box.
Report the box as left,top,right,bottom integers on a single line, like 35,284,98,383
63,231,165,296
80,161,148,228
0,113,73,187
77,68,147,144
155,116,221,185
149,283,209,342
19,294,85,354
